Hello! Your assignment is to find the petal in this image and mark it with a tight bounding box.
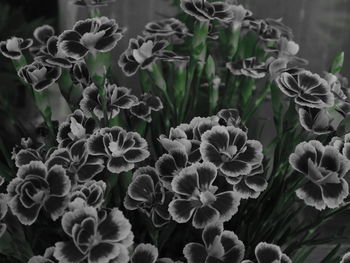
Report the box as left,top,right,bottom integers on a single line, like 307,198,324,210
44,196,69,221
98,208,132,242
171,167,199,196
340,252,350,263
9,196,41,225
128,174,154,202
238,140,263,164
320,179,349,209
123,148,150,163
61,207,98,236
221,160,251,177
192,205,219,229
201,126,229,151
95,34,122,52
289,141,321,174
15,149,40,167
70,139,88,161
131,243,158,263
34,25,55,44
200,143,223,166
87,133,107,156
320,146,340,173
54,241,86,263
59,39,88,60
77,162,105,182
277,72,299,97
221,231,245,263
17,161,47,179
196,162,217,191
202,222,223,248
89,243,120,263
47,165,71,196
107,157,134,173
183,243,207,263
296,181,325,210
168,199,198,223
211,191,240,222
255,242,282,263
245,175,268,192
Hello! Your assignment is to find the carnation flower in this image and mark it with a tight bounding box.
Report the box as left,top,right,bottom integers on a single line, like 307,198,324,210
224,3,251,29
46,139,104,184
14,139,53,167
69,180,106,210
169,162,240,229
124,166,172,227
159,116,221,164
325,72,350,116
71,60,92,88
80,82,138,120
58,16,125,60
87,127,150,173
180,0,234,22
289,140,350,210
118,36,186,76
341,252,350,263
226,57,266,79
242,242,291,263
54,207,133,263
130,93,163,122
28,247,57,263
330,134,350,162
18,61,62,91
7,161,71,225
0,194,8,238
30,25,55,56
155,147,189,189
298,107,334,135
248,18,292,42
200,126,263,182
57,109,97,148
143,18,189,44
131,243,179,263
217,109,247,132
36,36,72,68
275,70,334,108
0,37,33,60
183,223,245,263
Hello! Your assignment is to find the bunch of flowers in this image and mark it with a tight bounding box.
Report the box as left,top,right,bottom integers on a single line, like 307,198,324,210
0,1,350,262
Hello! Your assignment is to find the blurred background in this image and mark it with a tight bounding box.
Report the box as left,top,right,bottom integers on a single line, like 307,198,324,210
0,0,349,260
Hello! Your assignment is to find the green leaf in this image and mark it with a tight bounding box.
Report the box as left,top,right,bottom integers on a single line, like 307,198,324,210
329,52,344,74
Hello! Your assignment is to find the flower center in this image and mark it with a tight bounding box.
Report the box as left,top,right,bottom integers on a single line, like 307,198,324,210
199,190,216,206
6,38,20,52
69,117,86,140
132,40,154,64
31,189,48,203
81,31,105,49
30,67,47,83
220,145,237,162
108,141,122,157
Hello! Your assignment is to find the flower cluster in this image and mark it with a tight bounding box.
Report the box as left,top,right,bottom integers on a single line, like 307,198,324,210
1,0,349,262
124,110,265,231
